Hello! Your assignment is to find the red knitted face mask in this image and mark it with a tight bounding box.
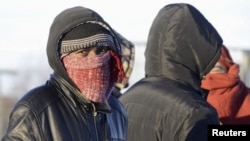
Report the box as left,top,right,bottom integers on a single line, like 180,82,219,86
63,52,113,102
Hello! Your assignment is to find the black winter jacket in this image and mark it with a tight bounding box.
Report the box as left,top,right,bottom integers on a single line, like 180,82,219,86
2,6,127,141
120,3,222,141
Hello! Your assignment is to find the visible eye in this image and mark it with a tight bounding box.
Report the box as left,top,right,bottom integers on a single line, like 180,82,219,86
210,65,227,74
69,48,90,57
81,48,91,56
95,46,109,55
69,46,110,57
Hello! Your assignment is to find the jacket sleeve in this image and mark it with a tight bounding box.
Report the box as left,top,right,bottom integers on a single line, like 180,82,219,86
1,104,42,141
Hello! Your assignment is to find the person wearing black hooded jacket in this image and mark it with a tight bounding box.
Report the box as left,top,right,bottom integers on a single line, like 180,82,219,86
2,6,127,141
120,3,223,141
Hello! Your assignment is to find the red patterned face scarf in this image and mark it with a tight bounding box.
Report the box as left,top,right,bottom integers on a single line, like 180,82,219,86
63,52,113,102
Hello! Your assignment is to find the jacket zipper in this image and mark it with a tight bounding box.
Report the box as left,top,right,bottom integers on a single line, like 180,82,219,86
91,103,99,141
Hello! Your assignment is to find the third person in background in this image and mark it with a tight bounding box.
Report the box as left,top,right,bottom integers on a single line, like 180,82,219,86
201,45,250,124
112,31,135,98
120,3,223,141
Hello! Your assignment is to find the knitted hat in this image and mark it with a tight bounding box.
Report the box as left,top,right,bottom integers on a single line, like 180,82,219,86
61,23,125,83
218,45,234,69
60,23,116,55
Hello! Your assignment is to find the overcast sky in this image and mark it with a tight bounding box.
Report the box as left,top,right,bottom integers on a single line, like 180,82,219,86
0,0,250,52
0,0,250,95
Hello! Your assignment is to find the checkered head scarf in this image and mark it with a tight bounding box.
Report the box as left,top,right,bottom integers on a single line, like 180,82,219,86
61,23,124,102
114,31,135,90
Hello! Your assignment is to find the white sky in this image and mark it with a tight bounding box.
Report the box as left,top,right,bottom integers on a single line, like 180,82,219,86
0,0,250,51
0,0,250,95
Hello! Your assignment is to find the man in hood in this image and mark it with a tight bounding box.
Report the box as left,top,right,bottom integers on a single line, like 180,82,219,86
120,3,223,141
2,6,127,141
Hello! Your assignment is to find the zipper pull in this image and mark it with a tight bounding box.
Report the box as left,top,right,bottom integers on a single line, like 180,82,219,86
93,111,97,116
91,103,97,116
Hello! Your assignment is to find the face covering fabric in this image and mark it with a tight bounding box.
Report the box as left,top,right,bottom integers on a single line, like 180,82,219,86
63,52,113,102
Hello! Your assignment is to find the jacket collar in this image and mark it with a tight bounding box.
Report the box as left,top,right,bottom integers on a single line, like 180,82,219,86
49,73,112,114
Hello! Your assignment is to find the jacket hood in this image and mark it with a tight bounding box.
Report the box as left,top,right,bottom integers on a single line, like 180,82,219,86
46,6,121,85
145,3,223,91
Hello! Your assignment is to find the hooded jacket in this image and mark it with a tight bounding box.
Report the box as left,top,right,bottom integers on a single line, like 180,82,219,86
120,3,222,141
2,6,127,141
